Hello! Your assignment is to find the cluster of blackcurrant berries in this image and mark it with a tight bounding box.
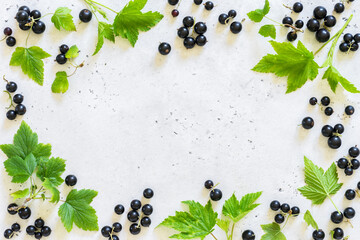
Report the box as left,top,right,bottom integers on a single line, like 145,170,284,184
79,9,92,23
178,16,208,49
281,2,304,42
168,0,214,17
345,181,360,200
320,123,344,149
270,200,300,224
3,223,20,239
25,218,51,239
204,180,222,201
3,27,16,47
331,208,355,224
56,44,70,65
16,6,45,34
100,222,122,240
307,6,337,43
337,146,360,176
7,203,31,219
4,79,26,120
339,33,360,52
218,10,242,34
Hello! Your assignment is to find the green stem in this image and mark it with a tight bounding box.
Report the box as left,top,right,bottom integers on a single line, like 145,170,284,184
280,215,290,231
3,91,15,109
328,196,341,214
86,0,118,14
230,223,235,240
210,233,218,240
264,16,282,25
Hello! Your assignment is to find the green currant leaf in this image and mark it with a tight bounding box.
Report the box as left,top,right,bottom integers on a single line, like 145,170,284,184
65,45,79,59
322,66,360,94
51,7,76,31
259,24,276,39
260,222,286,240
52,71,69,94
9,46,51,85
216,218,230,233
36,157,65,186
247,0,270,22
32,143,52,160
93,22,115,56
303,210,318,230
113,0,163,47
10,188,30,200
4,153,37,183
43,178,61,203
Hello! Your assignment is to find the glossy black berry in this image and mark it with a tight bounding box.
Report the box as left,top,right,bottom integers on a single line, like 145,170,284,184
177,27,189,38
357,181,360,190
324,107,333,116
60,44,69,54
331,211,343,224
332,228,344,240
129,224,141,235
337,158,348,169
328,136,342,149
349,146,359,157
316,29,330,43
293,2,303,13
158,42,171,55
41,226,51,237
321,125,333,137
171,9,179,17
183,16,194,27
351,159,360,169
242,230,255,240
142,204,153,215
32,21,46,34
343,33,353,43
309,97,317,105
350,42,359,51
354,33,360,43
194,22,207,34
114,204,125,215
7,203,18,215
4,27,12,36
143,188,154,199
18,207,31,219
30,10,41,19
35,218,45,228
204,180,214,189
344,207,355,219
334,3,345,13
113,222,122,233
19,6,31,14
6,110,17,120
291,206,300,216
345,106,355,116
127,210,140,222
228,10,237,18
280,203,290,213
345,189,356,200
210,189,222,201
324,15,336,27
56,54,67,64
16,11,29,24
110,236,119,240
295,20,304,29
274,214,285,224
334,124,344,134
184,37,196,49
345,167,353,176
19,22,31,31
282,17,293,26
270,200,281,211
196,35,207,46
301,117,314,129
131,199,142,210
34,232,42,240
287,31,297,42
101,226,112,237
307,18,320,32
230,21,242,34
312,229,325,240
6,37,16,47
65,175,77,186
13,94,24,104
26,225,36,235
320,96,330,106
11,223,20,232
4,229,13,239
313,6,327,19
79,9,92,22
339,42,350,52
140,217,151,227
204,1,214,11
194,0,203,5
218,14,229,24
168,0,179,5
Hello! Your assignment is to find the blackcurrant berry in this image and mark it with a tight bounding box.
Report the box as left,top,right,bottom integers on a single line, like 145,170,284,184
345,167,353,176
140,217,151,227
34,232,42,240
332,228,344,240
334,3,345,13
242,230,255,240
204,1,214,11
18,207,31,219
127,210,140,222
60,44,69,54
324,107,333,116
113,222,122,233
357,181,360,190
295,20,304,29
194,0,203,5
274,214,285,224
177,27,189,38
316,29,330,43
339,42,350,52
168,0,179,6
16,11,29,24
15,104,26,115
130,199,142,210
293,2,303,13
56,54,67,64
345,189,356,200
230,21,242,34
344,207,355,219
204,180,214,189
26,225,36,235
349,146,359,157
313,6,327,19
35,218,45,228
354,33,360,43
328,136,342,149
129,224,141,235
183,16,194,27
65,175,77,186
321,96,330,106
143,188,154,199
291,206,300,216
350,42,359,51
11,223,20,232
282,17,293,26
79,9,92,22
287,31,297,42
171,9,179,17
184,37,196,49
41,226,51,237
343,33,353,43
3,229,13,239
196,35,207,46
19,22,31,31
351,159,360,169
32,21,46,34
301,117,314,129
4,27,12,36
322,125,334,137
114,204,125,215
194,22,207,34
337,158,348,169
270,200,281,211
30,10,41,19
19,6,31,15
7,203,18,215
307,19,320,32
109,235,119,240
333,124,344,134
101,226,112,237
312,229,325,240
228,10,237,18
142,204,153,215
324,15,336,27
218,14,229,24
158,42,171,55
6,37,16,47
13,94,24,104
345,105,355,116
6,110,17,120
330,211,343,224
309,97,317,105
210,189,222,201
280,203,290,213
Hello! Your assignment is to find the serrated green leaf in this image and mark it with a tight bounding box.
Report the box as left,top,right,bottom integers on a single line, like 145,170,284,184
113,0,164,47
10,46,51,85
33,143,52,160
216,218,230,234
261,223,286,240
298,156,343,205
37,157,65,185
247,0,270,22
11,189,30,200
159,200,218,239
58,189,98,232
52,71,69,94
51,7,76,31
252,41,319,93
322,66,360,94
43,178,61,203
93,22,115,56
65,45,79,59
222,191,262,222
303,210,318,230
259,24,276,39
4,153,37,183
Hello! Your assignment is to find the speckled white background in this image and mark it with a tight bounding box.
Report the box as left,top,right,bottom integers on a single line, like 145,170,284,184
1,0,360,239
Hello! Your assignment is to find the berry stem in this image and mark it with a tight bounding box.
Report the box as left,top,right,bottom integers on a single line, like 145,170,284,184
210,233,218,240
3,90,15,109
280,214,290,231
229,223,235,240
282,4,293,11
85,0,118,14
328,197,341,214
